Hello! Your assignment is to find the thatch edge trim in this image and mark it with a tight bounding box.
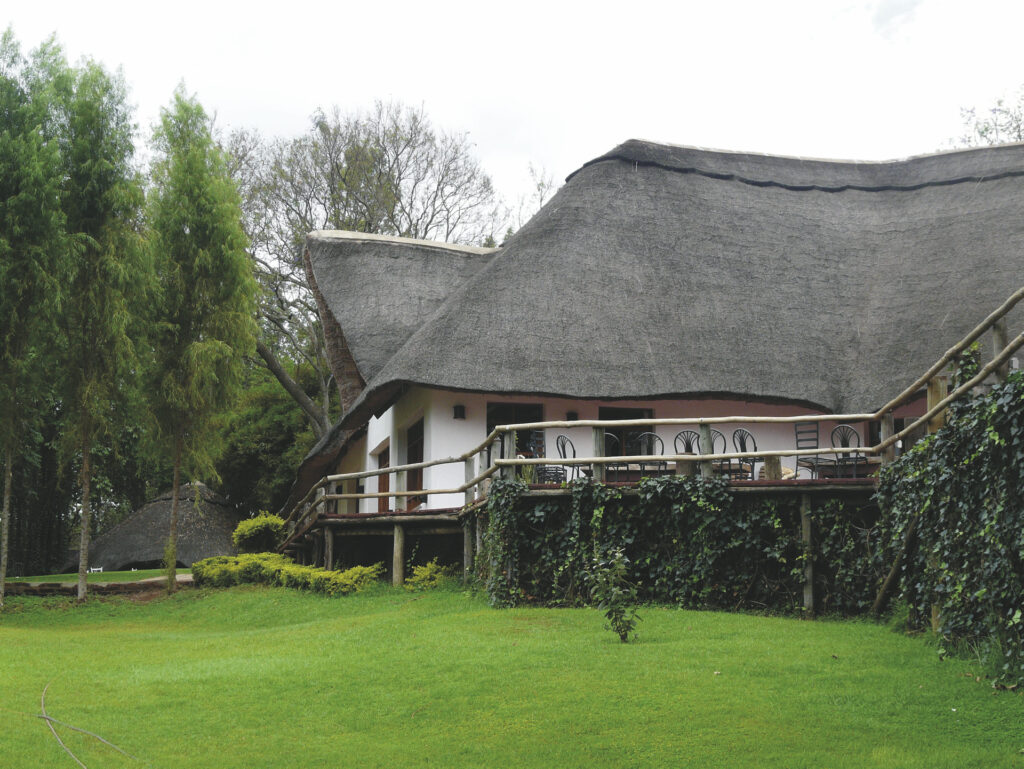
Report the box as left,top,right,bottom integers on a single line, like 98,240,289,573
309,230,497,255
568,139,1024,192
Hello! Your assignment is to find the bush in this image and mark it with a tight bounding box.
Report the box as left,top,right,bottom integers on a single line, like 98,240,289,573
404,558,454,591
232,514,285,553
191,553,384,597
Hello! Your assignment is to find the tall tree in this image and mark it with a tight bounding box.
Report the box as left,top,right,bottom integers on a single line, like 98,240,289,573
148,88,257,590
227,102,506,433
54,56,148,601
0,30,65,607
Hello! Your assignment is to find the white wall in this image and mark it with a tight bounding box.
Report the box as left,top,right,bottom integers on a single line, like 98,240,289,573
341,387,926,511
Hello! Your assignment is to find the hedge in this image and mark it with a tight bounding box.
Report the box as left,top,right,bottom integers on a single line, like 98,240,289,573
192,553,384,597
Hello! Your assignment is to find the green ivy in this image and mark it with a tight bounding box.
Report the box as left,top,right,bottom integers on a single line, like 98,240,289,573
478,475,878,615
876,371,1024,686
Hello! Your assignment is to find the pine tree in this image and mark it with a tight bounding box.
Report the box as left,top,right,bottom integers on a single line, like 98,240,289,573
148,88,257,590
55,57,148,601
0,30,65,607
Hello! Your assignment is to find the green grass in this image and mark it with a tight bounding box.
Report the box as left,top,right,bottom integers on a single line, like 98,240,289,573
8,568,187,583
0,586,1021,768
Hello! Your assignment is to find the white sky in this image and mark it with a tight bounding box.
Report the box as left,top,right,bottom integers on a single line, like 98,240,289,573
6,0,1024,207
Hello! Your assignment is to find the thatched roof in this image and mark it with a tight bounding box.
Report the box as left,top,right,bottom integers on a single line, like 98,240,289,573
70,483,242,571
292,139,1024,505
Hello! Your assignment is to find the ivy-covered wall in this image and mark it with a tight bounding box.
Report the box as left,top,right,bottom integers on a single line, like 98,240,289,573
877,371,1024,686
478,475,882,616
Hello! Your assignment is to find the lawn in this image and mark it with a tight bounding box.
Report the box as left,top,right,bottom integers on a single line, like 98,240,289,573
0,585,1020,768
8,569,183,584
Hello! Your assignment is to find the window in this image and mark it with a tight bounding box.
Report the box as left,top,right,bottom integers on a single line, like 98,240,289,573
405,419,424,510
599,407,653,456
487,403,544,456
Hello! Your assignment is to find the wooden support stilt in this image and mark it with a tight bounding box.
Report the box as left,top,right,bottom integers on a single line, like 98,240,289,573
801,493,814,617
324,528,334,571
475,514,484,555
592,427,605,483
392,524,405,586
699,424,713,479
463,520,474,582
993,317,1010,384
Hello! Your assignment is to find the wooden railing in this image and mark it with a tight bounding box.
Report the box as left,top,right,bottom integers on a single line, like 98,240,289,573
281,286,1024,537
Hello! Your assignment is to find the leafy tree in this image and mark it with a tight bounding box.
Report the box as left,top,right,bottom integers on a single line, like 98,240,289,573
53,56,148,600
957,89,1024,146
0,30,65,606
215,361,314,515
226,102,506,430
148,88,258,591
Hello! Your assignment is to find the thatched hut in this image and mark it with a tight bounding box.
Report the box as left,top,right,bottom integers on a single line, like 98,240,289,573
288,139,1024,514
70,483,243,571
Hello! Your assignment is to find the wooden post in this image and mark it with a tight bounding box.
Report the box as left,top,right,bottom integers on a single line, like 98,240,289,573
699,424,713,479
327,480,338,515
880,412,896,466
675,458,697,477
475,513,485,554
392,524,405,586
927,376,948,434
463,520,474,582
592,426,605,483
324,528,334,571
395,469,406,512
501,431,516,481
763,456,782,480
464,457,476,507
993,317,1010,384
801,493,814,617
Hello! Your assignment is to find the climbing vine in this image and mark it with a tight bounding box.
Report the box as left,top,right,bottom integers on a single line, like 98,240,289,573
477,474,879,615
877,371,1024,685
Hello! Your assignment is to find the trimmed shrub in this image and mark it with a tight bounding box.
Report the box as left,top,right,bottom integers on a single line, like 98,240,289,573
232,514,286,553
404,558,454,591
192,553,384,597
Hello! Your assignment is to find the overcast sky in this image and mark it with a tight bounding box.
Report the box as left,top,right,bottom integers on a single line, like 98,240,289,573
7,0,1024,207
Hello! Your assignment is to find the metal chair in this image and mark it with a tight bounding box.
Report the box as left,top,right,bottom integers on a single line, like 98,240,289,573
603,432,623,483
632,431,667,477
731,428,762,480
674,430,701,476
795,422,818,478
674,430,700,454
831,424,867,478
710,429,732,477
556,434,582,481
525,430,567,484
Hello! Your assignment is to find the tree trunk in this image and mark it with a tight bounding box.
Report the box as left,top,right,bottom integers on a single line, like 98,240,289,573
0,446,13,608
167,434,182,593
76,444,92,601
255,339,329,438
